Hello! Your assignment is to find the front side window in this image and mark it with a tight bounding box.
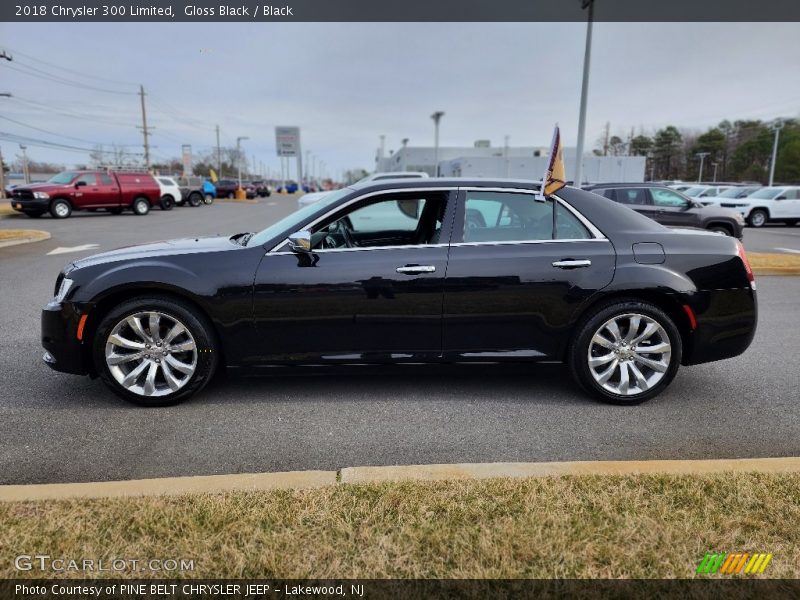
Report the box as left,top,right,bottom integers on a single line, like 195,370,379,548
749,188,784,200
651,188,689,207
462,191,590,243
47,171,79,185
75,174,97,186
310,192,447,250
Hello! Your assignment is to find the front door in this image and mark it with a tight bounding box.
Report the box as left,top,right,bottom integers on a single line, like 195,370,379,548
250,189,456,363
443,189,615,360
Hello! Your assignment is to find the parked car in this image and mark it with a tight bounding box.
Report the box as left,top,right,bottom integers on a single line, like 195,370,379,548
176,176,210,206
41,179,756,407
214,179,256,199
298,172,429,208
682,185,733,201
724,186,800,227
250,180,272,198
156,176,180,210
701,185,763,206
9,170,160,218
584,183,745,239
276,181,299,194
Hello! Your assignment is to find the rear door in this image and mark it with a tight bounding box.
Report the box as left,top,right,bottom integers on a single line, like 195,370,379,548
772,188,800,219
97,172,121,207
442,188,616,360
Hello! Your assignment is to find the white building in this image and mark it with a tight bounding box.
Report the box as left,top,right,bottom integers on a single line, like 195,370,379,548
376,143,645,184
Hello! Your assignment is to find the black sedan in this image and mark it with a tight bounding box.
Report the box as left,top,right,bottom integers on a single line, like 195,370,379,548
41,179,757,406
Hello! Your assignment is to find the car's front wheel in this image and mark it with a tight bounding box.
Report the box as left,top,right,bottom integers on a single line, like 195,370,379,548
569,300,682,405
748,209,768,228
50,199,72,219
93,296,218,406
188,192,203,207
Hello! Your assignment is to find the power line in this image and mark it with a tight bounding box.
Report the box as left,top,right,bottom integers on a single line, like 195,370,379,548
1,45,140,87
0,131,144,155
8,96,137,127
0,114,123,145
3,62,138,95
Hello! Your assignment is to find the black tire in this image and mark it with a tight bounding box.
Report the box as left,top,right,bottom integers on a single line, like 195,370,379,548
203,193,214,205
226,191,235,199
93,296,218,407
50,198,72,219
160,195,175,211
188,192,202,207
707,224,732,236
748,209,768,228
24,211,44,218
132,197,150,216
108,207,123,215
568,299,682,405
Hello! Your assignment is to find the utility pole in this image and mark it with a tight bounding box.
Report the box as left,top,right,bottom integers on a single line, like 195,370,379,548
574,0,594,187
695,152,710,182
137,85,152,170
215,124,221,177
603,122,610,156
431,111,444,177
0,146,6,199
305,150,310,182
236,136,248,189
711,162,719,183
769,119,784,186
252,154,256,178
19,144,29,184
401,138,409,171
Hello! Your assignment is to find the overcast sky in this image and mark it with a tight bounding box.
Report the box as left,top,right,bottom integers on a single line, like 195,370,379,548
1,22,799,176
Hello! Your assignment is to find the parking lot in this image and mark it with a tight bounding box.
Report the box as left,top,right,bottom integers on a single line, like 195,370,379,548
1,197,799,485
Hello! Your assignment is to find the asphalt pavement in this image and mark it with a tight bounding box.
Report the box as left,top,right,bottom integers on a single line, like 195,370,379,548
1,196,799,484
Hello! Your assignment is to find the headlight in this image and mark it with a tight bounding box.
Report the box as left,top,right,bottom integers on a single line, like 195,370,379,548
33,192,50,199
734,213,745,224
54,278,74,303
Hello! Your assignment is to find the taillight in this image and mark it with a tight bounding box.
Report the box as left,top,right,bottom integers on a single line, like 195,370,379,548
736,240,756,290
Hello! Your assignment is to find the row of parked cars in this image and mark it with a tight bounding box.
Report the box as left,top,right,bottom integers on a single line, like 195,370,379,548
7,171,274,219
666,182,800,228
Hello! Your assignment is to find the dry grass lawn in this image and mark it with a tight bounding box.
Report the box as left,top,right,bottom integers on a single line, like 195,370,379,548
1,473,798,579
749,252,800,274
0,229,47,241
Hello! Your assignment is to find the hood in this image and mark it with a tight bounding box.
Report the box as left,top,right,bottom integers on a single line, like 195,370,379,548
14,182,67,192
71,235,242,270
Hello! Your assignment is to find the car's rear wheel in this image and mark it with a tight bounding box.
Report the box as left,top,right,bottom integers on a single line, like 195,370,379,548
50,199,72,219
204,193,214,205
188,192,203,207
160,195,175,210
93,296,218,406
569,300,682,405
226,191,234,199
748,209,768,228
132,197,150,216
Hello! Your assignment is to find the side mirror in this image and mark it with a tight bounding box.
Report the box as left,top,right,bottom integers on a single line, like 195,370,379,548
288,230,312,254
75,181,87,188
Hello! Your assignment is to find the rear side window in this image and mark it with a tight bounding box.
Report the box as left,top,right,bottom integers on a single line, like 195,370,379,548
99,174,113,185
463,191,590,243
614,188,649,205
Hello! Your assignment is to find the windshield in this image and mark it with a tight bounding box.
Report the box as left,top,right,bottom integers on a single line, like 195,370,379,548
247,188,352,247
47,171,80,185
683,186,706,195
748,188,784,199
718,187,750,198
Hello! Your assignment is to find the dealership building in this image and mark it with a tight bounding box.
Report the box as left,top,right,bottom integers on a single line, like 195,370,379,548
375,142,645,184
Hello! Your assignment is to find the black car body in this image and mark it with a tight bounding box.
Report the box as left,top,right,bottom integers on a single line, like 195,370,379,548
215,179,256,199
583,183,745,239
42,179,757,406
250,180,272,198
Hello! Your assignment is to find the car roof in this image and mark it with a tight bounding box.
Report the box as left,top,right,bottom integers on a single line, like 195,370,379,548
349,177,544,192
583,182,667,190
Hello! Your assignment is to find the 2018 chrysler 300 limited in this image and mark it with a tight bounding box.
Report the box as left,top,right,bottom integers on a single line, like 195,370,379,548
41,179,757,406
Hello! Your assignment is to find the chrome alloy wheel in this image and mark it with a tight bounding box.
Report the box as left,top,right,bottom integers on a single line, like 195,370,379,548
54,203,70,217
104,311,197,397
587,313,672,396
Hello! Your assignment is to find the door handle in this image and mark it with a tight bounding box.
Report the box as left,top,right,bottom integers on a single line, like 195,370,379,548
552,259,592,269
396,265,436,274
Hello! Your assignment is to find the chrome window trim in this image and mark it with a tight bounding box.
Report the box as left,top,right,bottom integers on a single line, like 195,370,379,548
266,185,607,254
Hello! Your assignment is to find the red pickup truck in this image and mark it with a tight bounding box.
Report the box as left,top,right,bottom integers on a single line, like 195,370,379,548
9,170,161,219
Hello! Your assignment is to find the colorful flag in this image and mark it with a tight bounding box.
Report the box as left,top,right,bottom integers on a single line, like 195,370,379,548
209,168,219,183
542,125,567,196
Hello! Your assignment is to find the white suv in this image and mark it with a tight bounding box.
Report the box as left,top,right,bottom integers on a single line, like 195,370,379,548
156,176,182,211
729,186,800,227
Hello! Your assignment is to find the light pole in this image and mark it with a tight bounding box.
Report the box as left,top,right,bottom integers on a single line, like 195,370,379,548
401,138,409,171
19,144,29,184
695,152,709,182
574,0,594,187
504,135,510,177
236,136,249,189
431,111,444,177
769,119,784,187
711,162,719,183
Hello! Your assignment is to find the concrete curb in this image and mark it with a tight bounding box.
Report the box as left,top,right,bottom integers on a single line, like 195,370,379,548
0,470,336,501
0,230,51,249
2,457,800,501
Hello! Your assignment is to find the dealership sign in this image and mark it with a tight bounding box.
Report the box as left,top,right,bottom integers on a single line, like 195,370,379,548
275,126,300,157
